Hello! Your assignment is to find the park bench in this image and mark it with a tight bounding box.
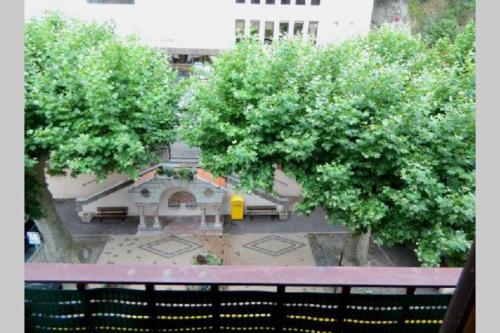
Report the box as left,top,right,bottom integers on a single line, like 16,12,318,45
245,205,279,218
93,207,128,222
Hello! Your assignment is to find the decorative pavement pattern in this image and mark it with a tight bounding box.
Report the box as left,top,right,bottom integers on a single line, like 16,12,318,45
242,235,305,257
138,236,203,259
97,233,315,266
97,233,334,293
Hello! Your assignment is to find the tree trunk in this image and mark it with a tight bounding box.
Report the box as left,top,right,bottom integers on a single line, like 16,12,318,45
354,228,371,266
342,228,372,266
32,156,82,263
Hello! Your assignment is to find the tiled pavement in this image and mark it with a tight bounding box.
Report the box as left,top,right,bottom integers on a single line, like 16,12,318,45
56,199,417,269
97,233,315,267
96,233,331,292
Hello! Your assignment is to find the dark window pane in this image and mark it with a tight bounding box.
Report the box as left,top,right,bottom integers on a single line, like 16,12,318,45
279,22,289,38
87,0,134,3
293,22,304,36
264,21,274,43
251,0,260,3
281,0,291,4
266,0,275,4
235,19,245,43
296,0,305,5
236,0,245,3
311,0,320,5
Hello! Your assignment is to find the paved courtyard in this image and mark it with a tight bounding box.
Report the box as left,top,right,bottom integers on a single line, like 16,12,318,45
98,233,315,266
53,199,418,268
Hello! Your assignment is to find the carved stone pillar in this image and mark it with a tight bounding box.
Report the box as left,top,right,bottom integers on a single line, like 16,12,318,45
200,205,207,228
214,204,222,228
137,204,146,229
152,203,161,230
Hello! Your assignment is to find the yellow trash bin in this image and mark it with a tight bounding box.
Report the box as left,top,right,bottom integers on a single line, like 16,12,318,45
230,194,244,221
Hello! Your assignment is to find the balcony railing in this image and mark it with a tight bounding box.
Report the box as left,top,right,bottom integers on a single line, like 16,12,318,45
25,264,461,333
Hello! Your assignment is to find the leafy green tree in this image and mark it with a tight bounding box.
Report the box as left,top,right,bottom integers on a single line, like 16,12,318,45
182,24,475,267
25,12,179,262
409,0,475,45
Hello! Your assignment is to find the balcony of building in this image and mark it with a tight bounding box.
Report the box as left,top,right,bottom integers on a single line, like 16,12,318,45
25,261,474,333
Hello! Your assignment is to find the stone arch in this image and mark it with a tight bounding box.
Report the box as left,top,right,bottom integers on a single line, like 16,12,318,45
158,186,200,216
168,191,197,208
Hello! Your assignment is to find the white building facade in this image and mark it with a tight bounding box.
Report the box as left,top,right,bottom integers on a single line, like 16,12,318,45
25,0,374,56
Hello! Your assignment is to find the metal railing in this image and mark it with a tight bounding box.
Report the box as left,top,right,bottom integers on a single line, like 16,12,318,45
25,264,462,333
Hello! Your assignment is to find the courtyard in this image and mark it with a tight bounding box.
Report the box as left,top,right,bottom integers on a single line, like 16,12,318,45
44,199,418,268
98,233,315,266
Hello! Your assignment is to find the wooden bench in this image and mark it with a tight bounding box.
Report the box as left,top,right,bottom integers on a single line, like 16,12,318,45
93,207,128,222
245,205,279,218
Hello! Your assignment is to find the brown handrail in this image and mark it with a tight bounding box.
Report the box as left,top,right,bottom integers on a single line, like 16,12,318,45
25,263,461,288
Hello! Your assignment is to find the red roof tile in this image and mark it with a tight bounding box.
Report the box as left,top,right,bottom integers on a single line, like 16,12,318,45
133,169,157,187
196,168,226,188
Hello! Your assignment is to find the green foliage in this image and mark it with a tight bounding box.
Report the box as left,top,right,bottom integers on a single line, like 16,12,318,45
424,15,460,44
157,166,174,177
177,168,197,181
192,253,223,265
182,26,475,267
25,12,180,216
409,0,475,45
157,166,196,180
24,158,44,220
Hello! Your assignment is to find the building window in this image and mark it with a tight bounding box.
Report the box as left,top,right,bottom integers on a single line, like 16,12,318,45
264,21,274,44
308,21,319,44
168,191,197,208
279,22,289,38
87,0,134,3
236,0,245,3
296,0,305,5
250,20,260,37
311,0,320,5
251,0,260,3
281,0,291,4
235,19,245,43
293,22,304,37
266,0,275,4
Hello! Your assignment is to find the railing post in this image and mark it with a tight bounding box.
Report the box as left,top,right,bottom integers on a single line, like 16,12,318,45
211,285,221,331
334,286,350,332
398,287,416,330
77,284,94,333
146,284,158,333
439,242,475,333
274,285,286,332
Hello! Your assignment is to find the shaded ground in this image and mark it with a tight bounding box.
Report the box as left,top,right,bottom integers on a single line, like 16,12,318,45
308,233,436,294
28,236,109,264
54,199,139,236
226,207,347,234
55,199,346,236
381,243,420,267
308,233,394,267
